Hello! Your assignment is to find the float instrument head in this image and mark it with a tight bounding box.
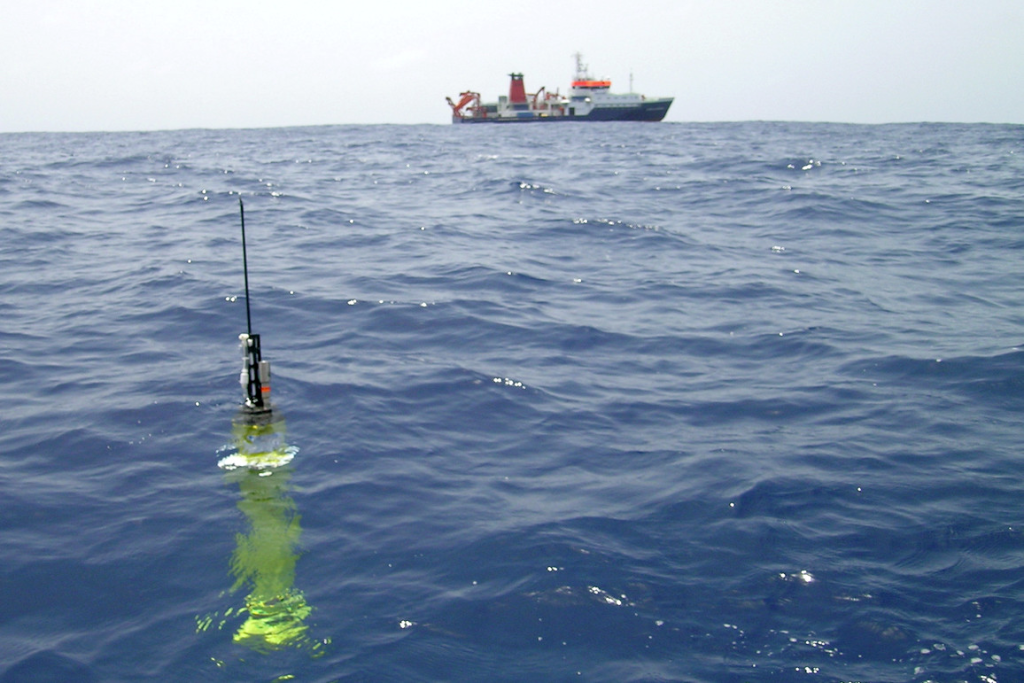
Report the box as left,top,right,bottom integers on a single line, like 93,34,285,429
237,197,272,414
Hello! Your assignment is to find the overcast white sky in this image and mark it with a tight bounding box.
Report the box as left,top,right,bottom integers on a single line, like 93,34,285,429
1,0,1021,132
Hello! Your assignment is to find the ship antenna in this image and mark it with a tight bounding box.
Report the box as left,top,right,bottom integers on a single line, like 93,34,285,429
237,197,271,413
573,52,587,80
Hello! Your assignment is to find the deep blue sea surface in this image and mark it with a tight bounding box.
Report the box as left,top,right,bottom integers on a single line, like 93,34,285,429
2,121,1023,682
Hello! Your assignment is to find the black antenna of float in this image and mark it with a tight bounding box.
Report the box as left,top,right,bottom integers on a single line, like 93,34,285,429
240,197,253,338
237,197,272,414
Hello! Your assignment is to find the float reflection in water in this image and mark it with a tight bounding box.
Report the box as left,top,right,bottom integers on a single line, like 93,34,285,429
197,411,326,654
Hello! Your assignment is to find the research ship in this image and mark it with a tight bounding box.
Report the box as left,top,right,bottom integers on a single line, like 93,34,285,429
447,54,673,124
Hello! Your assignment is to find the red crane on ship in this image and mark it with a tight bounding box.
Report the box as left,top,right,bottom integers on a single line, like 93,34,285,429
446,91,484,119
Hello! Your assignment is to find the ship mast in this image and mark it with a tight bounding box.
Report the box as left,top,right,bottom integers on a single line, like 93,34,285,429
573,52,589,80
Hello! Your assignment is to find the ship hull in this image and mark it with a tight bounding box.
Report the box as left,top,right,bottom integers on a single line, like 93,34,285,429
452,98,673,124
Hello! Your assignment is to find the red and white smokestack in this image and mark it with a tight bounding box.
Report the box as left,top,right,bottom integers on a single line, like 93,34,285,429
509,73,527,109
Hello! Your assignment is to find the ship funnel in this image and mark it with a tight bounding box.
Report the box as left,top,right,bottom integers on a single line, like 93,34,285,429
508,73,528,109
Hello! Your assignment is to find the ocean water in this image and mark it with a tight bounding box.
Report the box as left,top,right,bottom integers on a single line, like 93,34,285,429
1,121,1022,683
